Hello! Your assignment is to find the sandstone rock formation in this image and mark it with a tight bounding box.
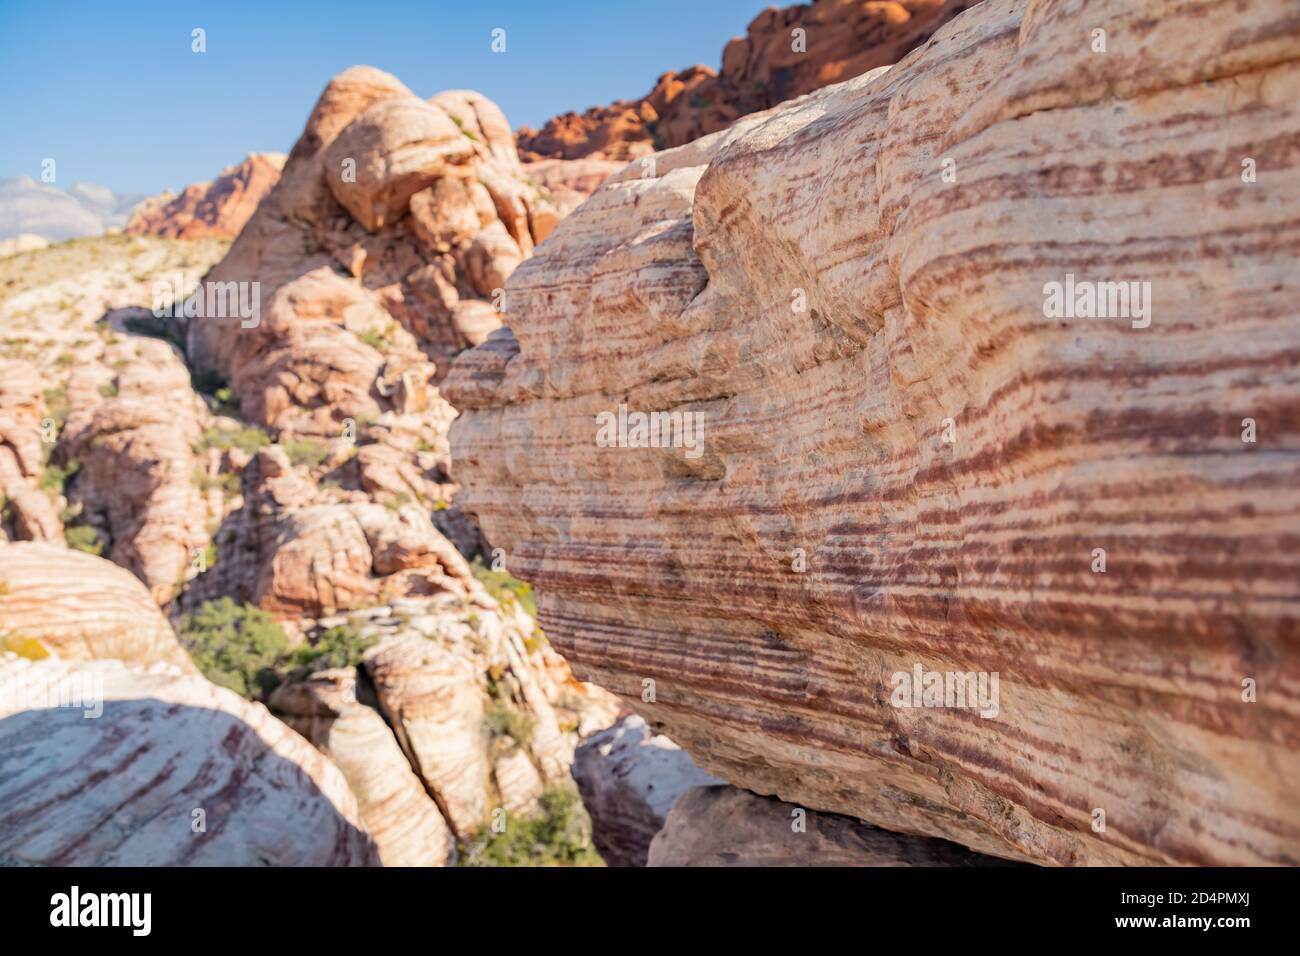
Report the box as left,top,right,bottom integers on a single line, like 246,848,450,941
516,0,973,161
181,443,465,618
60,336,211,603
0,360,61,542
572,715,722,866
448,0,1300,866
270,666,455,865
0,655,377,866
0,235,229,579
188,66,558,439
0,542,196,671
521,158,623,234
126,153,287,240
356,590,616,835
648,786,1020,866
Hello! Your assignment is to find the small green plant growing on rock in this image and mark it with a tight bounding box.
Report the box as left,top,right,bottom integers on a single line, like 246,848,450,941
195,425,269,456
357,326,391,351
39,457,79,495
42,386,68,427
469,558,537,619
179,598,290,699
281,623,376,680
63,525,103,556
459,786,603,867
284,437,329,470
483,698,535,751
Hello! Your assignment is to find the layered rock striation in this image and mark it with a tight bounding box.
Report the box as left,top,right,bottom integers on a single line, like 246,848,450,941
0,542,197,671
448,0,1300,865
0,655,377,866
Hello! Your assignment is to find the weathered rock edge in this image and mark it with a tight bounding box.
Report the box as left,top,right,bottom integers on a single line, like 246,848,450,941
447,0,1300,865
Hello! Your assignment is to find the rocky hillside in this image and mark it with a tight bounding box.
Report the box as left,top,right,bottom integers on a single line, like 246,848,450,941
448,0,1300,866
0,69,620,867
516,0,974,161
125,153,288,240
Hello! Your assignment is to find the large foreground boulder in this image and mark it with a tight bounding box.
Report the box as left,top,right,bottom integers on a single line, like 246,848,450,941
0,543,196,671
448,0,1300,865
573,715,722,866
0,656,378,866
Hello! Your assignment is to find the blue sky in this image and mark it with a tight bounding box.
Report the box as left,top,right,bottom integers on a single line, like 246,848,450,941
0,0,772,195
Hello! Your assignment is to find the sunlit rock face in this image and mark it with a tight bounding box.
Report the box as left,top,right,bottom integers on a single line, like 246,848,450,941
448,0,1300,865
187,65,561,437
0,656,379,867
515,0,976,162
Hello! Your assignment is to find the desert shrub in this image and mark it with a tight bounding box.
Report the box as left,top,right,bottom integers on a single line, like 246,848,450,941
42,386,68,427
180,598,290,699
194,467,240,497
469,558,537,619
195,425,270,456
284,437,328,469
63,525,103,556
39,458,79,494
459,786,603,867
357,326,390,351
483,699,535,750
281,623,376,679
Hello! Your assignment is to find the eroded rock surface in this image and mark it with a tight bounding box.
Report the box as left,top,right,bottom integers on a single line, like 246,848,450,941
516,0,973,161
448,0,1300,865
573,715,722,866
0,655,377,866
61,337,210,603
648,786,1021,867
0,543,196,671
188,65,558,431
270,666,455,866
125,153,286,240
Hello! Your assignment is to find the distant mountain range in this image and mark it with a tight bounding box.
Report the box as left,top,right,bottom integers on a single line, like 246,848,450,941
0,176,148,242
0,153,288,246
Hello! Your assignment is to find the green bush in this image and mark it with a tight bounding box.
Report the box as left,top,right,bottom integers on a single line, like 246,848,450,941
42,387,69,427
483,699,535,750
180,598,290,699
194,467,240,497
459,787,603,867
284,437,329,469
195,425,270,456
63,525,103,556
281,623,376,679
39,458,80,495
470,558,537,619
357,326,390,351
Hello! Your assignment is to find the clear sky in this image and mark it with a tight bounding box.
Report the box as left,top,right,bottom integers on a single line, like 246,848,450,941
0,0,773,195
